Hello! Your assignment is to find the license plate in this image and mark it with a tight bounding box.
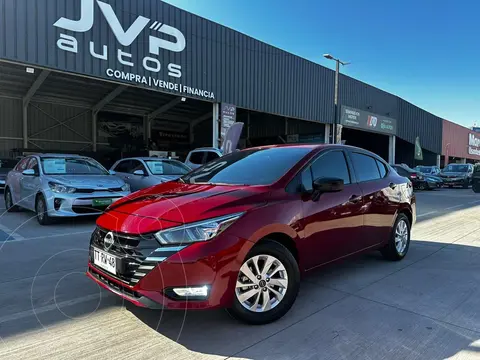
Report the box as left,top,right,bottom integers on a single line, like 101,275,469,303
92,198,113,207
93,248,117,274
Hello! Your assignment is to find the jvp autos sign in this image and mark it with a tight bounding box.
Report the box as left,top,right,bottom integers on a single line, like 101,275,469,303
468,133,480,156
52,0,215,100
340,106,397,136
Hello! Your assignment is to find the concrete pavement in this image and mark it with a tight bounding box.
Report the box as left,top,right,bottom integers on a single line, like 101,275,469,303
0,188,479,359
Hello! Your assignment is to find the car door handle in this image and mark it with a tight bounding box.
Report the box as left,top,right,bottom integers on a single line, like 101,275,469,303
389,182,397,190
348,195,362,204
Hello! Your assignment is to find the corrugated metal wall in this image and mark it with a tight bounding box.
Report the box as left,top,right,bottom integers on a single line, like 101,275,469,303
0,98,22,156
0,0,444,154
397,99,442,154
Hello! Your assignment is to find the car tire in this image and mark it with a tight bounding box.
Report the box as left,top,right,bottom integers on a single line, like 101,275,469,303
473,185,480,193
380,213,411,261
226,240,300,325
35,194,52,225
4,188,19,212
462,180,469,189
417,182,426,191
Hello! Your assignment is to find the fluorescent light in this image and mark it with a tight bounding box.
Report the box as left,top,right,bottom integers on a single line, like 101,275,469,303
26,67,35,74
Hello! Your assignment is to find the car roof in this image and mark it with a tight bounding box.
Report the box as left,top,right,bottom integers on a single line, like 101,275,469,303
119,157,182,161
189,147,221,152
36,153,83,158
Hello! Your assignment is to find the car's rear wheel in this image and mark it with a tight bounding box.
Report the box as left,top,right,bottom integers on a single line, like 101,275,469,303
380,214,411,261
4,188,19,212
417,182,426,191
473,183,480,193
227,240,300,325
35,194,52,225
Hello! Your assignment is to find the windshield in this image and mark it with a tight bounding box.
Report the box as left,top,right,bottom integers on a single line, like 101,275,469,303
41,157,109,175
181,147,311,185
444,164,469,173
145,160,191,175
416,166,432,174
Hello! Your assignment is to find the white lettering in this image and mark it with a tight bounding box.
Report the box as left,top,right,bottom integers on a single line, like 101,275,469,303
57,34,78,53
114,70,121,78
89,41,107,60
469,133,480,147
106,68,114,77
117,49,133,67
167,63,182,78
96,0,150,46
54,0,94,32
149,25,186,54
143,57,161,72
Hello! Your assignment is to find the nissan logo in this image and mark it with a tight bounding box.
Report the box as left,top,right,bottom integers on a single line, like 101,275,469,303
104,231,115,251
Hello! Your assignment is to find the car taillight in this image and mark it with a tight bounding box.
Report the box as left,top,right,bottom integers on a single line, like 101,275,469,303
410,174,417,179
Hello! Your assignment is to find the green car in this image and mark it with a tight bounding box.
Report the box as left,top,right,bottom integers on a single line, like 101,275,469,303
473,164,480,193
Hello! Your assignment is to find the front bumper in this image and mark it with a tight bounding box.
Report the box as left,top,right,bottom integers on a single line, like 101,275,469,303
44,190,130,217
86,229,254,310
441,177,468,186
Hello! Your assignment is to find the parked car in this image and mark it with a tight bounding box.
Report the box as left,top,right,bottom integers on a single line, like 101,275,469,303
87,144,415,325
414,165,441,176
473,164,480,193
391,164,436,190
0,158,19,190
423,174,444,188
439,163,474,188
4,154,130,225
184,147,223,169
111,157,192,192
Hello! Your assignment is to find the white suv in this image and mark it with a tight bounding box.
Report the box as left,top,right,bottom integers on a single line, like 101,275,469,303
184,148,223,170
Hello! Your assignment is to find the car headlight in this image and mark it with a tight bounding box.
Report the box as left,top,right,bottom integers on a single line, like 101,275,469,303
48,182,76,194
154,212,244,245
121,183,130,192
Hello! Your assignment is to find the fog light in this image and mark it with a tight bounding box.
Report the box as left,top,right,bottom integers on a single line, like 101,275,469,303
54,198,63,210
172,286,209,298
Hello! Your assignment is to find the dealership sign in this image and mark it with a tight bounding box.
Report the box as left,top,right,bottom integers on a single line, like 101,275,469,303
340,106,397,136
469,133,480,156
53,0,214,99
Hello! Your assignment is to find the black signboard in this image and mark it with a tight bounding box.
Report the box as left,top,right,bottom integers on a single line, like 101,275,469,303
340,106,397,136
221,103,237,138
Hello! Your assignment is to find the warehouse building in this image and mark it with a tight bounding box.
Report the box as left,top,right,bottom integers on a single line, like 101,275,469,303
0,0,444,167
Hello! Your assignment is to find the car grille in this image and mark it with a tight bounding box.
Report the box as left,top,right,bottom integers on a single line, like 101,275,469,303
90,227,186,286
72,205,107,214
76,187,123,194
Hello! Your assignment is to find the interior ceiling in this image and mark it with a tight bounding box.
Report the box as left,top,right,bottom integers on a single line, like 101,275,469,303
0,61,212,122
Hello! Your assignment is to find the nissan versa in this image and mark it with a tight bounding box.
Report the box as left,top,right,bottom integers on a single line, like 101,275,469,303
87,145,416,324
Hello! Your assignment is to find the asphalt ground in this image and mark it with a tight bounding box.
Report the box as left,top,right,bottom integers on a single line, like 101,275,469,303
0,188,479,359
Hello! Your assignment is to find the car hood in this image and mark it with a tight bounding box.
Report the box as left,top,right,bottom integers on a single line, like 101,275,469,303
152,174,182,183
101,181,269,232
440,172,467,177
46,175,125,188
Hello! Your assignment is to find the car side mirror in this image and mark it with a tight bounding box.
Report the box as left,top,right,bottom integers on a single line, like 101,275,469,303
108,170,116,175
22,169,36,176
133,169,146,176
313,177,344,193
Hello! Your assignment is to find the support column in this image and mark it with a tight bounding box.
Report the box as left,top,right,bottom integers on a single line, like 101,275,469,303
324,124,331,144
460,158,467,164
92,111,97,152
436,155,441,167
284,117,288,135
212,103,220,148
22,105,28,149
388,135,396,164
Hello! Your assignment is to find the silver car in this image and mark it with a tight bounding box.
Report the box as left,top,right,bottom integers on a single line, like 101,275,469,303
4,154,130,225
110,157,191,192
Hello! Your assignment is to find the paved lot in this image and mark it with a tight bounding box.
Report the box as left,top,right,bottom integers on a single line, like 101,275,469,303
0,188,479,359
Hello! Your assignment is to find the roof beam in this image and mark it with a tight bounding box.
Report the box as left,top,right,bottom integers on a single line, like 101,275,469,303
23,70,50,106
191,112,212,128
92,85,126,114
147,97,183,121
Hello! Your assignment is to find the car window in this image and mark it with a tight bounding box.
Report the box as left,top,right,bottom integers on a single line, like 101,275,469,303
310,151,351,186
394,166,408,177
376,160,388,178
41,157,108,175
145,160,191,175
188,151,205,165
15,157,30,172
182,147,311,186
351,153,381,182
130,160,147,174
114,160,133,173
205,151,220,163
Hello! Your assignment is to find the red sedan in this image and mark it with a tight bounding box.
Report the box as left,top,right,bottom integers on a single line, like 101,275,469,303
87,144,416,324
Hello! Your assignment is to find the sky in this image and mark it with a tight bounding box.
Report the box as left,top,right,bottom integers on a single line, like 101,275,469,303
163,0,479,128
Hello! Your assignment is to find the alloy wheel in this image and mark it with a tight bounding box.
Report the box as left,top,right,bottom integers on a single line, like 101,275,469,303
37,198,45,221
395,219,409,254
5,191,12,209
235,255,288,313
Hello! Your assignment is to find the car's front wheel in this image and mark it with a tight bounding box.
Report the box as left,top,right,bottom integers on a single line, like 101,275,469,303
35,194,52,225
380,213,411,261
227,240,300,325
